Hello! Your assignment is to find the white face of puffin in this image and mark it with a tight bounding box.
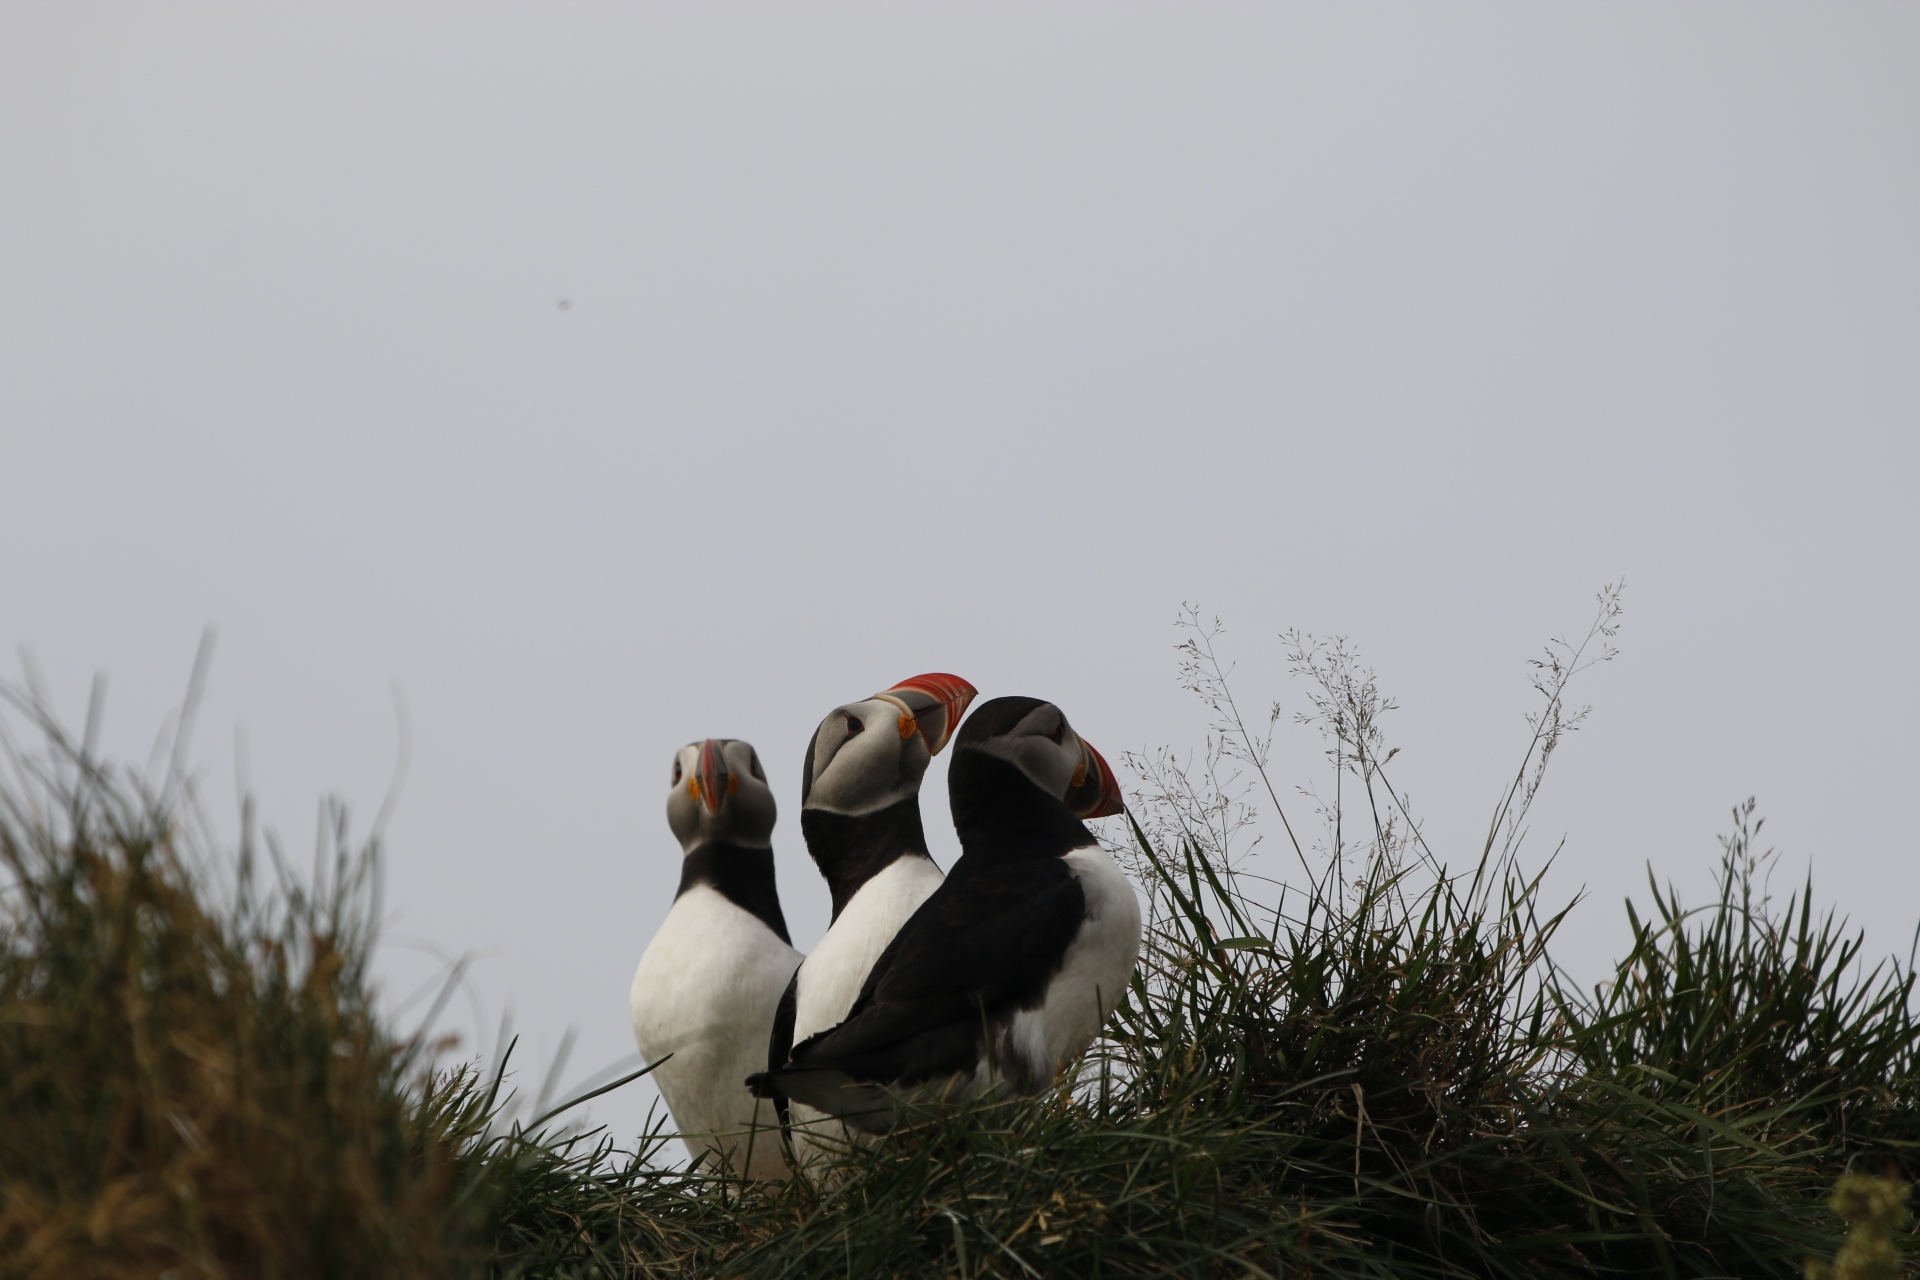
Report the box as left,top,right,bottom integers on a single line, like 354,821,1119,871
970,701,1126,819
803,673,978,817
664,738,777,852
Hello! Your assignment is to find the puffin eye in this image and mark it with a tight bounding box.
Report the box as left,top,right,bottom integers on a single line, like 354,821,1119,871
671,759,683,784
1047,718,1067,745
748,752,765,782
844,714,864,737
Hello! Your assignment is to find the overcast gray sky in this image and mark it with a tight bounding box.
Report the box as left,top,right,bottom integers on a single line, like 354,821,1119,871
4,3,1916,1142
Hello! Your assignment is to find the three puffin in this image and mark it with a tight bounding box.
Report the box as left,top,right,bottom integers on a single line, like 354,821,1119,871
768,673,977,1162
749,696,1137,1132
629,738,799,1180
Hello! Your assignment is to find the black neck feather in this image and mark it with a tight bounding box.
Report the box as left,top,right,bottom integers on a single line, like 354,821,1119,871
800,796,934,921
949,751,1096,862
676,842,791,945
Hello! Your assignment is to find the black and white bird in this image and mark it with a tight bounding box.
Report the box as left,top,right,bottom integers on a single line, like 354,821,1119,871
767,673,977,1161
631,738,800,1180
750,696,1137,1132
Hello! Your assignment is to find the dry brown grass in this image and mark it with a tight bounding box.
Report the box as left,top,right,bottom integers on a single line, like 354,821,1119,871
0,719,478,1279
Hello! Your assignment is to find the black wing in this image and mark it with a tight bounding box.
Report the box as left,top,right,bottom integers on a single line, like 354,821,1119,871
784,855,1087,1086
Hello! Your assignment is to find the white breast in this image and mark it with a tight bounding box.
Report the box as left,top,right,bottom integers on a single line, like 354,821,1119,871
630,885,801,1180
786,853,944,1169
1002,846,1143,1087
792,854,945,1041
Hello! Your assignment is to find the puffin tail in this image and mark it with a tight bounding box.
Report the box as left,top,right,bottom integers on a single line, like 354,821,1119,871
745,1068,902,1135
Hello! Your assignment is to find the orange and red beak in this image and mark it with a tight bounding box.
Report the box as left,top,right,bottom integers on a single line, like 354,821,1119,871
875,673,978,756
1065,738,1126,820
692,738,732,815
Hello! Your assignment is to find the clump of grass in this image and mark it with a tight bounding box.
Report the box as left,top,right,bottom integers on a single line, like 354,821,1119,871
0,679,483,1278
1572,800,1920,1160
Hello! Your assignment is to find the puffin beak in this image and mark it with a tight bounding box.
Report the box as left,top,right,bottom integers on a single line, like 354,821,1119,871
1065,739,1126,820
694,738,730,815
876,673,978,755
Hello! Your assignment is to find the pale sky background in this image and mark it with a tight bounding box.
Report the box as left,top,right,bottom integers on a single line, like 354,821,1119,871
3,4,1916,1143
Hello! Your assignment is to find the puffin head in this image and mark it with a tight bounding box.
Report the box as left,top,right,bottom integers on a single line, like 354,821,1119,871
951,696,1125,819
802,673,978,816
665,738,777,851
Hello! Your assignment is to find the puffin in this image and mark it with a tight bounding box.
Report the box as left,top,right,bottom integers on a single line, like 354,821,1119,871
749,695,1136,1133
630,737,800,1180
767,673,976,1162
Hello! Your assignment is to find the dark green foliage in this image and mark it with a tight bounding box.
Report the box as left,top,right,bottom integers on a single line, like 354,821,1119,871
1573,802,1920,1164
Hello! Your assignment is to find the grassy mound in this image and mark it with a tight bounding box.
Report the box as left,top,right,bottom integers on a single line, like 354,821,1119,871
3,593,1915,1277
463,820,1915,1279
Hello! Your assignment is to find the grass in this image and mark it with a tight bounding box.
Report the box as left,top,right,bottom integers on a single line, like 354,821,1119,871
0,706,476,1276
2,587,1915,1277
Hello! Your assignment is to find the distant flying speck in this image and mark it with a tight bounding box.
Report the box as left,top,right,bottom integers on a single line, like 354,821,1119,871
558,298,571,311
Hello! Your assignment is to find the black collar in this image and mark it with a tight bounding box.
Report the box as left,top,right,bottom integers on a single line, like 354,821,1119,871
676,842,791,944
800,795,935,921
